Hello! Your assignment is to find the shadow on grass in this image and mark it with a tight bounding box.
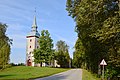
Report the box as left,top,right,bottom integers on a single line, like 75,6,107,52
0,74,13,78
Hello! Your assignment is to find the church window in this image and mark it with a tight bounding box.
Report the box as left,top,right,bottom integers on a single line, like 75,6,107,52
37,46,39,48
28,56,30,59
30,39,32,42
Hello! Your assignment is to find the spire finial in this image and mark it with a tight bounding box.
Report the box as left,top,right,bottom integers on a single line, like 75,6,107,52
34,7,36,15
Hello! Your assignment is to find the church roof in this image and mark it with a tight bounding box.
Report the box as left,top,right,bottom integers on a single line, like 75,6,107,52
27,31,40,38
27,16,40,38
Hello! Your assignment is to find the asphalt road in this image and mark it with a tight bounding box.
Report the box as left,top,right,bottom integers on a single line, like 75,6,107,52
35,69,82,80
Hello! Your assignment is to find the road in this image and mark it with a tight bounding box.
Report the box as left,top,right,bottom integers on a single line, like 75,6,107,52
35,69,82,80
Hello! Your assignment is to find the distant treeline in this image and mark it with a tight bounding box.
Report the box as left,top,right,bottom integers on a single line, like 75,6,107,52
10,63,25,66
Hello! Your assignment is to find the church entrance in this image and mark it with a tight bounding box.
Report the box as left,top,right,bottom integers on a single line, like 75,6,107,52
27,59,32,66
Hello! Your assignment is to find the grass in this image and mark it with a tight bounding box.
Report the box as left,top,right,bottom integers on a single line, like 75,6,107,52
82,69,101,80
0,66,69,79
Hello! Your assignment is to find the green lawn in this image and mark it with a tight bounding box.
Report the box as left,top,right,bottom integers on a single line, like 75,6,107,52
0,66,69,79
82,69,101,80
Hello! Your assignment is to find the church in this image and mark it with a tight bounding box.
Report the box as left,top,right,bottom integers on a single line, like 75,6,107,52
26,15,40,66
26,15,60,67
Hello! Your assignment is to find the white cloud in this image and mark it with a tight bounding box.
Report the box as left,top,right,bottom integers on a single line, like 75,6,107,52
5,23,26,49
53,34,75,46
10,34,26,49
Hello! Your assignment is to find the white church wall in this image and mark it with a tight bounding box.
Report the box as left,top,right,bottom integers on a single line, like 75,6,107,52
26,37,39,66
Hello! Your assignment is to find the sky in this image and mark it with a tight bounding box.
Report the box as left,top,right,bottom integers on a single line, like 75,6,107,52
0,0,77,64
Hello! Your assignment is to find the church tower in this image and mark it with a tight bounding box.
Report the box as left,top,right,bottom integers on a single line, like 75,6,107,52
26,16,40,66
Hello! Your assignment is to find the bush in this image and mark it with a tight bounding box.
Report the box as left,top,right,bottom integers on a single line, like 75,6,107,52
10,63,17,66
17,63,25,66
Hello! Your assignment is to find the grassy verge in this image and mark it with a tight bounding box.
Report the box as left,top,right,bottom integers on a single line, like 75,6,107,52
82,69,101,80
0,66,69,79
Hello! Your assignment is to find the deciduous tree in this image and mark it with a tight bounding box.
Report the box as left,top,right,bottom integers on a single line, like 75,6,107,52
0,23,12,69
55,40,70,68
33,30,54,67
66,0,120,78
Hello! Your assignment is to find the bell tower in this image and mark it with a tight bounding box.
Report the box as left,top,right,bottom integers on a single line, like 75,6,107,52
26,15,40,66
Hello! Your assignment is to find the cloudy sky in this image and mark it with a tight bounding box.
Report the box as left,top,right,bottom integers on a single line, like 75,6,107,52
0,0,77,64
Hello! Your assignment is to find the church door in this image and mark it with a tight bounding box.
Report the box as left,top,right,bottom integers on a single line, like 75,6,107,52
27,59,32,66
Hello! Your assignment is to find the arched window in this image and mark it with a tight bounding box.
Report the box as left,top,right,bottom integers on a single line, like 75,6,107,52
30,39,32,42
29,52,31,54
37,46,39,48
30,46,31,48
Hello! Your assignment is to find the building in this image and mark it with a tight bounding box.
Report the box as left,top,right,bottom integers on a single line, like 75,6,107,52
26,16,40,66
26,15,60,67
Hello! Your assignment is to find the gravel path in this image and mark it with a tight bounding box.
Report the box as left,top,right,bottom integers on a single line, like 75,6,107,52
34,69,82,80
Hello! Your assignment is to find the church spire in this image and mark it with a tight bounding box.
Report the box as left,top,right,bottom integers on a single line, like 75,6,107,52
31,15,37,32
27,8,40,38
32,16,37,27
31,8,38,32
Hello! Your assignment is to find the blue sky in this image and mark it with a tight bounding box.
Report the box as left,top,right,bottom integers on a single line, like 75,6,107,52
0,0,77,64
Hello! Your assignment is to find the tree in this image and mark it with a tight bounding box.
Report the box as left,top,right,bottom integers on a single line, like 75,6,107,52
66,0,120,78
0,23,12,69
73,38,85,68
33,30,54,67
55,40,70,68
